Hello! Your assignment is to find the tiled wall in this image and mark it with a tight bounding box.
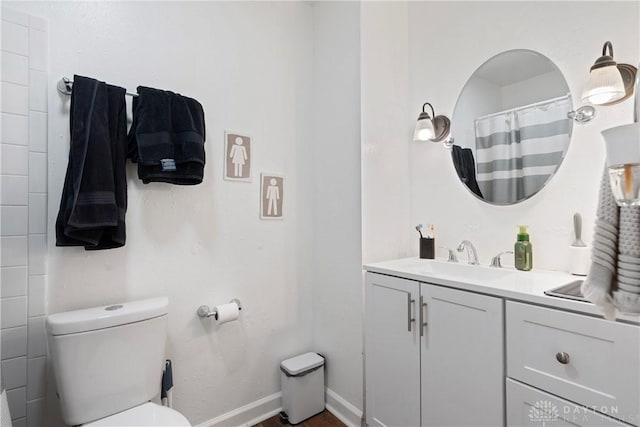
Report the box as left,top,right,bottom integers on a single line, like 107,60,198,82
1,8,48,427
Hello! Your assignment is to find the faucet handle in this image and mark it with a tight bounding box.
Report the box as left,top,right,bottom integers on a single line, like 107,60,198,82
490,251,513,268
440,246,458,263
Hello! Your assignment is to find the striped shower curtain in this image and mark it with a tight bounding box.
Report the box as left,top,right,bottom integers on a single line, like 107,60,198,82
474,96,572,204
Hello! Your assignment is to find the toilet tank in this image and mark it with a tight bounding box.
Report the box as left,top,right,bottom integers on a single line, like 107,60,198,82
46,297,169,426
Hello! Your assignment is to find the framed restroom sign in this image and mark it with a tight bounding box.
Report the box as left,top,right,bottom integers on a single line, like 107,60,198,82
260,173,284,220
224,131,252,182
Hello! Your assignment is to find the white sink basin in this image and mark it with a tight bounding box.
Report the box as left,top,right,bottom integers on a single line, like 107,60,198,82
418,260,519,283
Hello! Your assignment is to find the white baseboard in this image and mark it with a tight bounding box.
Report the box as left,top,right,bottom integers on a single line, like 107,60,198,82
194,388,362,427
325,388,362,427
195,392,282,427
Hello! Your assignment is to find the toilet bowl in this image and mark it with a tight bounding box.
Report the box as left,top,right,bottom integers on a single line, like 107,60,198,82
46,297,191,426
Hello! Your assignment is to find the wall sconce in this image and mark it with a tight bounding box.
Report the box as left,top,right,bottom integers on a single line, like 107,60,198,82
413,102,451,143
581,41,637,105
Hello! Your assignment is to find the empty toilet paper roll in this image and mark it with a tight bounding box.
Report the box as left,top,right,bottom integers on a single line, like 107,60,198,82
569,246,591,276
215,302,240,324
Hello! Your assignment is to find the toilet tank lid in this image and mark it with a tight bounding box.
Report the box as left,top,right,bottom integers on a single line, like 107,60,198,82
46,297,169,336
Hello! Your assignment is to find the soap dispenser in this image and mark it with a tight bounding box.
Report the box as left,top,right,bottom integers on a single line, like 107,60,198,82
515,225,533,271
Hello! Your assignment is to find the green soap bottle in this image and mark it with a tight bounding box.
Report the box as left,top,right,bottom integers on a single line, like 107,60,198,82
515,225,533,271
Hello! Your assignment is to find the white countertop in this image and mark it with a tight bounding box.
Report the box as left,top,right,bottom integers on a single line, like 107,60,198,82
364,257,640,325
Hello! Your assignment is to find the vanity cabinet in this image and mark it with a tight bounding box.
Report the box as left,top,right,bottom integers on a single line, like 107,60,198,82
365,260,640,427
365,272,504,427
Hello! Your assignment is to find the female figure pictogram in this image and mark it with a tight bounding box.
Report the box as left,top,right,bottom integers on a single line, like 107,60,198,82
229,137,248,177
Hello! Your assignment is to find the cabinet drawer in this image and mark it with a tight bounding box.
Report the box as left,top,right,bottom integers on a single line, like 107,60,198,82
506,301,640,426
507,378,631,426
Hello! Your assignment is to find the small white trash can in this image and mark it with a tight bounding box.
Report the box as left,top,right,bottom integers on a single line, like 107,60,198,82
280,352,325,424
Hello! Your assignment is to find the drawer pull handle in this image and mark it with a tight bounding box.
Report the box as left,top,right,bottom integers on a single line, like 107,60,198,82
555,352,570,364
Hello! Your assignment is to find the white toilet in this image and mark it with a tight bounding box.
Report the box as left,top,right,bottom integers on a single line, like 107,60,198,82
46,297,191,426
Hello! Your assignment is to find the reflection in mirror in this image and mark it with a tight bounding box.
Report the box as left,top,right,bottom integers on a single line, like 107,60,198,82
451,50,573,205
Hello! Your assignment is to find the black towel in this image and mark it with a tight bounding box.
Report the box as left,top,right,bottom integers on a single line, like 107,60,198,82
56,75,128,250
451,145,484,199
128,86,205,185
161,359,173,400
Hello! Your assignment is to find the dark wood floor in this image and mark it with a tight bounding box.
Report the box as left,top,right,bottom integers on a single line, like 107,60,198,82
253,410,346,427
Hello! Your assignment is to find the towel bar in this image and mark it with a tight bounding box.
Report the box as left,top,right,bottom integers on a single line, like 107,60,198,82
57,76,138,97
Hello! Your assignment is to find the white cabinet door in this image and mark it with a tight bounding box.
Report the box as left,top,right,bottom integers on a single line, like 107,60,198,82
507,378,630,427
365,273,421,427
421,284,504,427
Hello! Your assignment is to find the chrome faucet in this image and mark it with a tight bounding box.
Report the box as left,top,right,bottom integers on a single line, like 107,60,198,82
457,240,480,265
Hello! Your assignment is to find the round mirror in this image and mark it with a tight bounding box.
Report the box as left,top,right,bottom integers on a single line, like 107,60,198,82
451,50,573,205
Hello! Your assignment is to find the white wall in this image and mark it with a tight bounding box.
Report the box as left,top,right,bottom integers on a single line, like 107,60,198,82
310,2,363,421
5,2,316,425
407,1,639,270
361,1,412,264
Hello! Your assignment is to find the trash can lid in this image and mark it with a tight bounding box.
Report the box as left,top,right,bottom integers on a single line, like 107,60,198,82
281,352,324,376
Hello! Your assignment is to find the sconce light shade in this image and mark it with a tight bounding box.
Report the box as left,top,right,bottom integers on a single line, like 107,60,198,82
581,41,632,105
413,102,451,143
414,111,435,141
582,66,625,105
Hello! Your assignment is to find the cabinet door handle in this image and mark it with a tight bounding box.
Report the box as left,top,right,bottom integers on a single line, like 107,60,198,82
407,293,416,332
420,296,427,337
555,352,570,364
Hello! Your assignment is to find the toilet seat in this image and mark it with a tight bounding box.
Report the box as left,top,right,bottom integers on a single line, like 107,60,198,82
85,402,191,426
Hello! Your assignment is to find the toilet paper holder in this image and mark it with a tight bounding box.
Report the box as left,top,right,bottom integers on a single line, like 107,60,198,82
197,298,242,320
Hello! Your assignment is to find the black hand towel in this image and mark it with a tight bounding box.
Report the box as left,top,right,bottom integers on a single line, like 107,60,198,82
56,75,128,250
128,86,206,185
451,145,484,199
